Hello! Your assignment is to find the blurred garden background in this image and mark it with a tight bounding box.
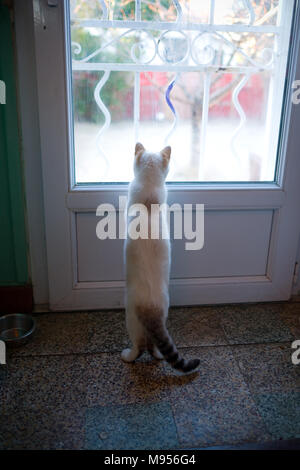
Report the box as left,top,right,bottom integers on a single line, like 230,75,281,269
70,0,281,183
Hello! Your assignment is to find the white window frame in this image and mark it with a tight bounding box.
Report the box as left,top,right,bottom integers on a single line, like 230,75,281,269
69,0,294,186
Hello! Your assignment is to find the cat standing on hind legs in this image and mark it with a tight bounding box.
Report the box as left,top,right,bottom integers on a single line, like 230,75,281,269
121,142,200,374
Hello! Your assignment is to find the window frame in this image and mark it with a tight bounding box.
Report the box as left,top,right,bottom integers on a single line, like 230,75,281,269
67,0,295,187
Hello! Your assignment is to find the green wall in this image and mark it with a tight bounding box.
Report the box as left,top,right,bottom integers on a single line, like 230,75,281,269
0,0,29,285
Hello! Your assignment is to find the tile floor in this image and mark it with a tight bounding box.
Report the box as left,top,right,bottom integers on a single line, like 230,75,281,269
0,302,299,450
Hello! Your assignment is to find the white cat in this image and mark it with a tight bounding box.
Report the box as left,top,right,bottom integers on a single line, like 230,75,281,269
121,143,200,373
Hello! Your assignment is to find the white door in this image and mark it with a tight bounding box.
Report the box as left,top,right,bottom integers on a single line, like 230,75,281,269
33,0,300,310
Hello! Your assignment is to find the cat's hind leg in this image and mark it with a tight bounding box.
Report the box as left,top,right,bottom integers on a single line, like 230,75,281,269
148,344,164,360
121,305,145,362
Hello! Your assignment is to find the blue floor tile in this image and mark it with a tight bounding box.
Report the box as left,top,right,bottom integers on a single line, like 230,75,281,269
85,402,179,450
254,391,300,440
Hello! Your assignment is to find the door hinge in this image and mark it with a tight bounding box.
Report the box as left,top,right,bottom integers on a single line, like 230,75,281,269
293,262,299,284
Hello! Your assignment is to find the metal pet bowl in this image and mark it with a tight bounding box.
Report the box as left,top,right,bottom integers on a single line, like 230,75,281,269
0,313,36,347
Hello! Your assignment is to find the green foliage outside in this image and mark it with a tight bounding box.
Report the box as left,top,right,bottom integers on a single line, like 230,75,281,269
71,0,174,123
72,27,134,123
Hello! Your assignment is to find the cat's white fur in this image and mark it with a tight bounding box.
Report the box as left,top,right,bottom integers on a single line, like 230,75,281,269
122,143,170,362
121,143,200,373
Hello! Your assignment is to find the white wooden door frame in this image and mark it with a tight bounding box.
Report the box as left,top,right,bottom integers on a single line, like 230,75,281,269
32,0,300,310
14,0,49,306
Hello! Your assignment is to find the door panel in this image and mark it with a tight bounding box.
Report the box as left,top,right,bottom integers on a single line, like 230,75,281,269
76,209,273,282
76,212,125,282
31,0,300,310
171,209,273,278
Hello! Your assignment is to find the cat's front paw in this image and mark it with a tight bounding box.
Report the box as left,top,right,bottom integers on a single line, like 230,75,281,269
121,348,136,362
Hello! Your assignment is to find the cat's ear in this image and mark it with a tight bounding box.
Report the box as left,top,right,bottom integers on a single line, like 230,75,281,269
135,142,145,165
135,142,145,156
161,146,171,167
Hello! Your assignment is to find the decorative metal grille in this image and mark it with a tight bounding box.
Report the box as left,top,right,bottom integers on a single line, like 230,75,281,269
69,0,294,183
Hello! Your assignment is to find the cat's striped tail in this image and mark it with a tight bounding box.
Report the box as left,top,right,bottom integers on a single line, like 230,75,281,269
137,305,200,374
